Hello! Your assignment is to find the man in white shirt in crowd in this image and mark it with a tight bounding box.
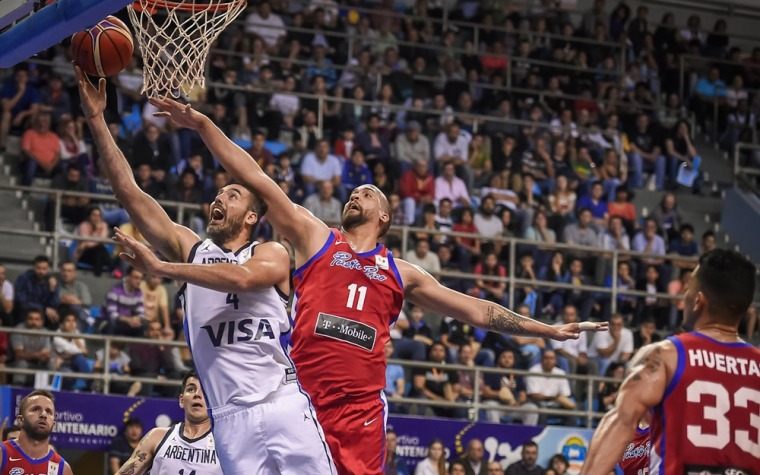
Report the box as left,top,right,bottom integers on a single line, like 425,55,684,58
303,180,343,224
587,313,633,375
58,262,93,331
244,0,286,53
434,122,473,189
52,310,92,390
632,217,666,267
525,349,576,425
300,139,344,200
473,195,504,238
435,162,471,208
551,305,598,399
394,121,431,171
403,239,441,277
0,263,14,324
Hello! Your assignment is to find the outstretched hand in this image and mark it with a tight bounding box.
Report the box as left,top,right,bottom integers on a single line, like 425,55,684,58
113,228,164,276
74,65,107,120
149,97,206,130
554,321,609,341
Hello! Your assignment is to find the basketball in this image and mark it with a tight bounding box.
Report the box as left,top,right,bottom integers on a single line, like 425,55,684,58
71,15,133,77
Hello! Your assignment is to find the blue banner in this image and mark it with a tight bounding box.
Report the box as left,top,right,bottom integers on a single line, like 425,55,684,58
0,387,594,473
1,386,183,451
389,416,594,475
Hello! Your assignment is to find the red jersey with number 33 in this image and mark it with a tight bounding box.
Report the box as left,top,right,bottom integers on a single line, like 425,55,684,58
619,426,650,475
291,229,404,407
1,440,65,475
650,332,760,474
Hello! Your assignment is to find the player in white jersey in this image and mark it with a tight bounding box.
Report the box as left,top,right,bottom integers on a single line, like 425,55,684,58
116,371,222,475
77,68,334,475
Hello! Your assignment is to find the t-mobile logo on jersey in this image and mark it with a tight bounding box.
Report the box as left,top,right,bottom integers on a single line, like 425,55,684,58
315,313,377,351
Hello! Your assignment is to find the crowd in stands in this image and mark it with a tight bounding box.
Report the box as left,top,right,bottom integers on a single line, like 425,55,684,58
0,0,759,429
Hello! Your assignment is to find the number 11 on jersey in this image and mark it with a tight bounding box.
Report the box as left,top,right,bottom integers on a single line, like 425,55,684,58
346,284,367,311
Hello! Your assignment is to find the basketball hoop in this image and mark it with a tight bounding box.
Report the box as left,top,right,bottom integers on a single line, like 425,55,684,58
127,0,247,98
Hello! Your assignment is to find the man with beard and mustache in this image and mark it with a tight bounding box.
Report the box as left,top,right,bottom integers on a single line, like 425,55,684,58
76,68,335,475
114,371,222,475
136,96,609,475
1,390,73,475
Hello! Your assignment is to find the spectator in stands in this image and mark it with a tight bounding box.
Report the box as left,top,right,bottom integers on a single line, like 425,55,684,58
471,252,507,306
415,439,447,475
482,349,539,426
57,117,89,175
400,159,435,226
73,206,112,277
435,162,471,208
552,305,597,396
38,74,71,124
21,112,60,185
669,223,699,265
244,0,285,53
140,274,170,330
10,309,54,386
597,361,625,411
385,429,411,475
651,192,681,243
0,263,13,327
341,149,372,195
176,153,209,185
435,122,472,188
129,124,173,183
93,341,136,395
384,340,406,414
413,342,458,418
89,162,131,227
468,134,492,188
487,462,503,475
453,344,479,418
588,314,633,375
577,182,608,231
402,304,434,350
58,262,92,331
633,317,662,353
504,441,543,475
13,255,59,328
598,216,631,255
135,163,166,201
665,120,701,191
632,217,666,270
169,169,206,235
701,230,717,254
303,180,342,224
438,245,467,292
637,265,669,326
720,98,755,152
105,267,145,337
693,66,726,130
667,268,690,329
1,68,38,150
526,349,576,426
52,310,91,390
1,425,19,441
108,418,143,475
524,210,557,244
607,187,636,234
539,251,569,317
563,208,598,248
458,439,487,475
357,114,392,165
473,195,503,241
395,121,431,171
404,239,441,277
48,163,89,230
628,113,665,191
269,75,300,128
515,254,541,317
547,175,576,233
301,139,343,198
129,320,179,397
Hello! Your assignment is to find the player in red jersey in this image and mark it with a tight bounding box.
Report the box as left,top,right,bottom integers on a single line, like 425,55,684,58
1,389,73,475
147,98,608,475
618,418,650,475
582,249,760,475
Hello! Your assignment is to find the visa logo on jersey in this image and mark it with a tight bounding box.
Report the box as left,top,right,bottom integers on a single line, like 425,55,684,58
201,318,275,347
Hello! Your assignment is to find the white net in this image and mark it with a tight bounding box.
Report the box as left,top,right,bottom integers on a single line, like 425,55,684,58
127,0,247,99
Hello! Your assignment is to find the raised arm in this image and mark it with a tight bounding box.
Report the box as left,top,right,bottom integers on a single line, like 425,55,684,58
148,97,330,260
114,229,290,293
115,428,166,475
75,67,198,263
398,260,608,341
581,341,673,475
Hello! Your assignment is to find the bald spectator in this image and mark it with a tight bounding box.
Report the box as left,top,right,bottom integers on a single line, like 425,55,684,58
458,439,488,475
487,461,504,475
303,180,342,224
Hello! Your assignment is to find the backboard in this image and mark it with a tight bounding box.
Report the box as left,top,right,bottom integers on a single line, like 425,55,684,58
0,0,133,68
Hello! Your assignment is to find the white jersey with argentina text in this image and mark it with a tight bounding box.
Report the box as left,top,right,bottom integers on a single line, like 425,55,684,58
178,239,296,410
148,422,222,475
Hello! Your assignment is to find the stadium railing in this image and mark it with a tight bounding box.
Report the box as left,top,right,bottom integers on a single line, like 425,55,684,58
0,326,620,427
734,141,760,184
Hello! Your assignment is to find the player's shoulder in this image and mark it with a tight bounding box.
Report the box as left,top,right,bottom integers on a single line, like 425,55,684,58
141,426,173,452
251,240,290,263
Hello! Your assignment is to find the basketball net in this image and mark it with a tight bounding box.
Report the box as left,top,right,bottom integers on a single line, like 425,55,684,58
127,0,247,99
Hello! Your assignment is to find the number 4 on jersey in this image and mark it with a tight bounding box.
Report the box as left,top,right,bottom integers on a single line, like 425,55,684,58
346,284,367,311
226,293,239,310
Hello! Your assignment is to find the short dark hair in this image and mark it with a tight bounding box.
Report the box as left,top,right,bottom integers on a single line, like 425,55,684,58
680,223,694,234
2,425,20,441
182,370,199,391
18,389,55,414
522,441,538,450
33,255,50,265
695,249,756,320
124,418,142,429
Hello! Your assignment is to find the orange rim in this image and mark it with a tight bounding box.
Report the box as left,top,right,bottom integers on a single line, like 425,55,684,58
133,0,244,12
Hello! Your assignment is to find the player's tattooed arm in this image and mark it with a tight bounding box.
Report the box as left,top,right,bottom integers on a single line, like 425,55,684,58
485,305,531,335
115,428,165,475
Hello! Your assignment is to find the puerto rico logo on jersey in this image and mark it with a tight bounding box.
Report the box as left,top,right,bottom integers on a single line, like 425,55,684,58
622,441,650,461
375,254,388,270
330,251,387,281
47,461,60,475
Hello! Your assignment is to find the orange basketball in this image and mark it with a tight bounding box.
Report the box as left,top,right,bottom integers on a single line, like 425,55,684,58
71,15,134,77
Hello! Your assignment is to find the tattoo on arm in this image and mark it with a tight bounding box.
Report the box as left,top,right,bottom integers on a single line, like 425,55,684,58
630,347,663,382
486,305,529,335
118,462,137,475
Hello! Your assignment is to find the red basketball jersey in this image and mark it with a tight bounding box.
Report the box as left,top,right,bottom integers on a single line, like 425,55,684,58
291,229,404,407
650,332,760,474
619,426,650,475
1,440,65,475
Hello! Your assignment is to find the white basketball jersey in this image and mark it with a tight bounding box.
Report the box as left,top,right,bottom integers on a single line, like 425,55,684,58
149,423,222,475
179,239,297,410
